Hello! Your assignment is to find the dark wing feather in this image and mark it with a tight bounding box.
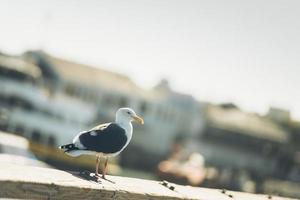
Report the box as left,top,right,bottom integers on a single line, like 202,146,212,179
79,123,127,154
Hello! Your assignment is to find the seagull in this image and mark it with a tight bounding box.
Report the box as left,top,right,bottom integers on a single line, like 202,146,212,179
59,107,144,179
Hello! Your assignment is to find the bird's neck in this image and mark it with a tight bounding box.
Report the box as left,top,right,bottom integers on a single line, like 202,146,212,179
116,118,132,134
115,118,133,152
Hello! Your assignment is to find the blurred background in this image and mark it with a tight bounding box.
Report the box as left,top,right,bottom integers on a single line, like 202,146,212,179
0,0,300,198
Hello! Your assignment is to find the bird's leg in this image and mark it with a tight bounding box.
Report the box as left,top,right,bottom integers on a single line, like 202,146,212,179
101,157,115,183
102,157,108,179
95,155,101,177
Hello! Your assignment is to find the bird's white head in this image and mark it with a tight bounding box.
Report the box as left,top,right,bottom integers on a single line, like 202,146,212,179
116,107,144,125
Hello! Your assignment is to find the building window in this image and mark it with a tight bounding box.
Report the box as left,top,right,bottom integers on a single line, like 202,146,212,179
87,91,98,103
48,136,56,147
103,95,113,106
156,106,164,120
0,123,8,132
15,125,24,136
31,130,41,143
119,97,128,107
65,84,77,97
140,101,148,114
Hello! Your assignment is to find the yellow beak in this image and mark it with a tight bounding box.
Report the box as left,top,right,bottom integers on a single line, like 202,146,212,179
132,115,144,124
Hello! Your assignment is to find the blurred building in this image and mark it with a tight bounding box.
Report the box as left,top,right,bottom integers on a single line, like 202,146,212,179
1,50,300,197
185,103,300,192
266,107,300,150
0,52,96,147
266,107,291,123
32,52,203,167
0,50,203,169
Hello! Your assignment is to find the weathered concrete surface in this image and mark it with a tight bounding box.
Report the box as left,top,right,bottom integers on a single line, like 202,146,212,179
0,164,297,200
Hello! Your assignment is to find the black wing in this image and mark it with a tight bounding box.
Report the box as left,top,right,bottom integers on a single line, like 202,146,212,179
79,123,127,154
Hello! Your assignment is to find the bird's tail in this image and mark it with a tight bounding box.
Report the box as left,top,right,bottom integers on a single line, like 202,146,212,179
59,143,78,152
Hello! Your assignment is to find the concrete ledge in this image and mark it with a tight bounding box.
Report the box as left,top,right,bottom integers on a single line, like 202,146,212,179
0,164,297,200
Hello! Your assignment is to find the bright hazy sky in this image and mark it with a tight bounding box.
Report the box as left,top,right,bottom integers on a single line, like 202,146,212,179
0,0,299,119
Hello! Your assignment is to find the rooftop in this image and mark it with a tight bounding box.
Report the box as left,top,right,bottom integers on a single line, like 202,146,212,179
49,54,142,93
0,54,41,79
206,105,289,143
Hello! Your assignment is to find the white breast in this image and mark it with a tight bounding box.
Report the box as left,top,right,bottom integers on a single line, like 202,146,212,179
119,122,133,146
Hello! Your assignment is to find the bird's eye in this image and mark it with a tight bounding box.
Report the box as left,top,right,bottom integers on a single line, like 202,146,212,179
127,111,131,115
